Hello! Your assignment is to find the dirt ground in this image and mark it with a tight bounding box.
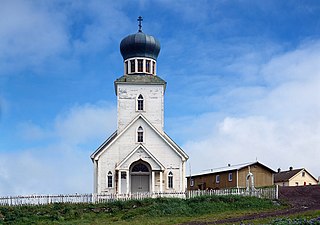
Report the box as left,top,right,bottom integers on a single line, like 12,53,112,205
182,185,320,225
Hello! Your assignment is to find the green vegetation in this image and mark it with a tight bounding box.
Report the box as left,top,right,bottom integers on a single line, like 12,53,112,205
0,195,281,224
240,210,320,225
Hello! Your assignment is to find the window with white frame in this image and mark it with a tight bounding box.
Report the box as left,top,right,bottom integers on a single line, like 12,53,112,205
138,59,143,72
107,171,113,188
146,60,151,73
137,126,144,142
216,175,220,183
137,94,144,111
168,171,173,189
130,60,135,73
228,172,232,182
190,179,194,187
125,61,128,74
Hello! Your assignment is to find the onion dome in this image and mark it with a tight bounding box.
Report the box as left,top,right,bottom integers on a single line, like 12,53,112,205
120,17,160,61
120,32,160,61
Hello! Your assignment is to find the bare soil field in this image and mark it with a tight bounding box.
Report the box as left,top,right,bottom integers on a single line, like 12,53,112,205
183,185,320,224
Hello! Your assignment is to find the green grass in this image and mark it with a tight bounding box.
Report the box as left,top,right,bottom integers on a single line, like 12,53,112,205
0,195,281,225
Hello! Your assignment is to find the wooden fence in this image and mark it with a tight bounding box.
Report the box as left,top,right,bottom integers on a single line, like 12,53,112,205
0,186,278,206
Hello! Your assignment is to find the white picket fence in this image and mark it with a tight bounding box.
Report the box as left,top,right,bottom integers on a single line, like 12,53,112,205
0,186,278,206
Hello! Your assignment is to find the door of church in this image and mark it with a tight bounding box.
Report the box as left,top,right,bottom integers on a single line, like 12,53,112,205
130,161,150,193
131,175,150,193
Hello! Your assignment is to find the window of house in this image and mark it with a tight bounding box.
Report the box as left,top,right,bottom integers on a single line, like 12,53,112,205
302,171,305,177
107,171,113,188
146,60,151,73
137,94,144,111
228,173,232,182
295,182,299,186
216,175,220,183
121,171,126,179
168,171,173,189
190,179,194,187
130,60,135,73
137,126,144,142
138,59,143,72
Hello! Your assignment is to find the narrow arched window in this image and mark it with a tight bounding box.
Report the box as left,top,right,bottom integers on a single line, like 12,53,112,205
107,171,113,188
168,171,173,189
146,60,151,73
137,126,144,142
130,60,135,73
137,94,144,111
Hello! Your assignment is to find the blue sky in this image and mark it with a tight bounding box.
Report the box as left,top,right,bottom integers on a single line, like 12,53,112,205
0,0,320,195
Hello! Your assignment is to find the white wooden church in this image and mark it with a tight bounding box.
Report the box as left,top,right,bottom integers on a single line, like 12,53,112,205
91,18,189,194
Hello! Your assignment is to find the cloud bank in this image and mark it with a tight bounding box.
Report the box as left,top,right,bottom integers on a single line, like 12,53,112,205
183,40,320,177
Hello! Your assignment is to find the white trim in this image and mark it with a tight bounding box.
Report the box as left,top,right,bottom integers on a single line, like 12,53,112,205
160,171,163,192
124,57,157,75
118,170,121,194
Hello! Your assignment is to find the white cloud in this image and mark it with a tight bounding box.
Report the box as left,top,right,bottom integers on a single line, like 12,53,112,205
183,39,320,178
0,1,130,74
54,102,117,144
0,101,116,196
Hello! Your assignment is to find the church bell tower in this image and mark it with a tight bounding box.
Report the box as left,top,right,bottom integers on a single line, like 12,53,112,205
115,16,166,133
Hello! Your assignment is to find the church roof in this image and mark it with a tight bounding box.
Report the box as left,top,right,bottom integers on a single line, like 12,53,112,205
114,74,167,94
115,74,166,84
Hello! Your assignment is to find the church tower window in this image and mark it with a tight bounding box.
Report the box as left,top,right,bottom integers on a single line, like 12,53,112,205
137,126,144,142
138,59,143,72
146,60,151,73
152,61,155,74
107,171,113,188
125,61,128,74
168,171,173,188
137,94,144,111
130,60,135,73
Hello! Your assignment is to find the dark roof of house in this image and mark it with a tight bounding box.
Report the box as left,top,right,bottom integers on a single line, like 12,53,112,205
274,168,302,182
187,161,276,178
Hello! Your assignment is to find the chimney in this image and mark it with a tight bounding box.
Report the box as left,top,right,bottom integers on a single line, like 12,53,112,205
289,166,293,171
277,168,281,173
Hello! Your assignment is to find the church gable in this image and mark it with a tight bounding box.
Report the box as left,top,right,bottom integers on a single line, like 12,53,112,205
92,114,188,163
116,145,164,171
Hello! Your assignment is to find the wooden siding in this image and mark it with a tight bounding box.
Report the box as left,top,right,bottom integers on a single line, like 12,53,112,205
187,163,274,190
188,171,237,190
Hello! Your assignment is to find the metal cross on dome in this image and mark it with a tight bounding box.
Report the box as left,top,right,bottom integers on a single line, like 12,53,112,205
137,16,143,32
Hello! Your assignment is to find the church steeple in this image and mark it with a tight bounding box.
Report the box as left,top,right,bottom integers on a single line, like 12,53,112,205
120,16,160,75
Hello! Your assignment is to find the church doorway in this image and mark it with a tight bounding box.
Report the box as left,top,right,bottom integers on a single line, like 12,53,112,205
130,161,150,193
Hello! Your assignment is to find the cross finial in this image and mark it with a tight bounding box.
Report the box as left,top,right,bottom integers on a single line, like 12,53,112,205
137,16,143,32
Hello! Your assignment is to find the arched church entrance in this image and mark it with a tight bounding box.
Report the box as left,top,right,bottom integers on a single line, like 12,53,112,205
130,160,151,193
